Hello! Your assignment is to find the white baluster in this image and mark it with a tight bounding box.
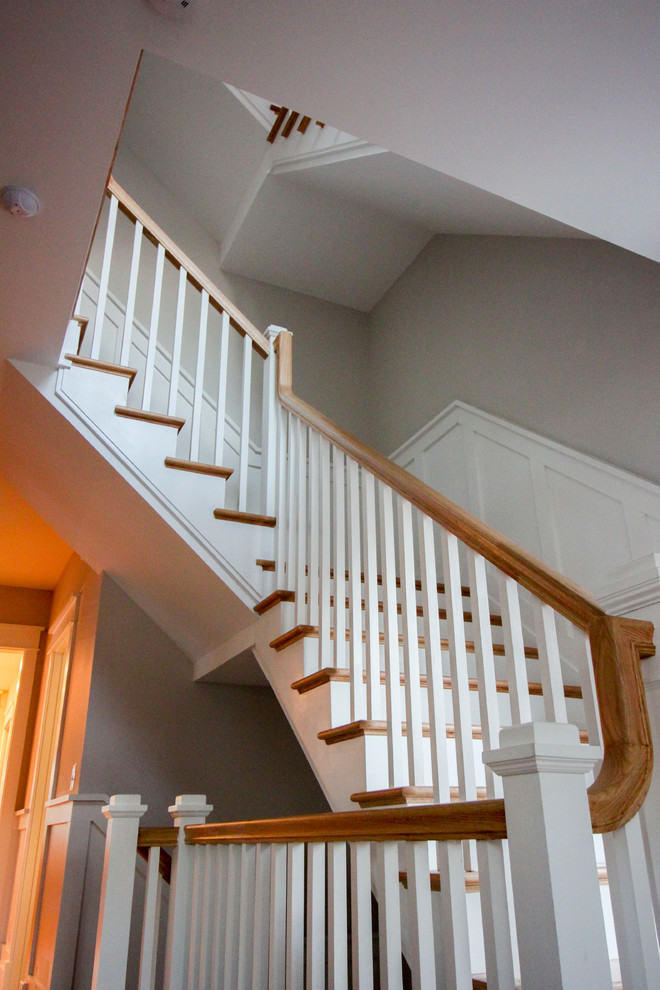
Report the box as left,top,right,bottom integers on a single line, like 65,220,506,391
347,457,365,721
287,843,305,990
268,844,287,990
286,417,299,599
210,845,228,988
237,844,257,990
533,600,568,723
196,845,217,990
189,289,209,462
441,530,477,805
418,513,451,802
576,630,603,752
164,795,213,990
603,816,660,989
252,845,271,990
318,437,333,670
376,841,403,990
404,841,437,990
238,332,253,511
186,844,205,989
325,841,347,990
332,449,347,669
380,484,405,787
223,844,242,989
138,846,162,990
261,327,284,516
90,194,119,361
308,431,320,629
142,242,165,410
119,218,144,367
167,265,187,417
497,575,532,725
295,423,308,628
468,551,516,987
306,843,326,990
434,841,472,990
350,842,373,989
214,310,230,471
398,497,424,786
362,471,381,720
92,794,147,990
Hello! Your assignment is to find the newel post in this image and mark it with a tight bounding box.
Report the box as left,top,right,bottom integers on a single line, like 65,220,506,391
483,723,611,990
91,794,148,990
163,795,213,990
262,325,290,518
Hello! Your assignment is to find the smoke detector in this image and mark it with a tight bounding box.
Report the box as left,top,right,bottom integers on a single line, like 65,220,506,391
147,0,195,16
1,185,40,218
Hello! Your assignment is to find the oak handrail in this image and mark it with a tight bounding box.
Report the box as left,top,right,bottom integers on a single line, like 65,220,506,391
274,331,655,832
106,177,270,358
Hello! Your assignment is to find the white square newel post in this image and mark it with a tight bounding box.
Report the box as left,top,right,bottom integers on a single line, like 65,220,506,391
163,795,213,990
483,722,611,990
91,794,148,990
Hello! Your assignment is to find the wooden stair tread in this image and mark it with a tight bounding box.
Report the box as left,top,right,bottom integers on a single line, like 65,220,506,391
213,508,276,527
254,589,296,615
164,456,232,479
115,405,185,432
271,624,540,660
350,785,489,808
399,865,606,896
256,559,276,571
290,666,582,700
66,354,138,383
318,719,589,745
308,566,470,597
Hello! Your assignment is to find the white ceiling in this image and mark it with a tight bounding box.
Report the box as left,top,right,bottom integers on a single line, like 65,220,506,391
121,53,590,312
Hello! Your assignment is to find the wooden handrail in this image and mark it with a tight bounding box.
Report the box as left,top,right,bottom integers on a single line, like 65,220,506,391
106,177,270,359
274,331,655,832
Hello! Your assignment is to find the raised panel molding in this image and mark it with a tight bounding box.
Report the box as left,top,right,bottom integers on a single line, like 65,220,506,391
391,401,660,598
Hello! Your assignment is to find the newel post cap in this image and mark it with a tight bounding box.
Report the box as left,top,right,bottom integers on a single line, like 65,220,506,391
102,793,148,820
483,722,601,777
169,793,213,827
266,325,291,341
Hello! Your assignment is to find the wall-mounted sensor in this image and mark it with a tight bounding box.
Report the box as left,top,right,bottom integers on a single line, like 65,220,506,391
1,185,40,218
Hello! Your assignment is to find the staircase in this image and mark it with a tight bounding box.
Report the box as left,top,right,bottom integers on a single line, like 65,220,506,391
24,178,660,988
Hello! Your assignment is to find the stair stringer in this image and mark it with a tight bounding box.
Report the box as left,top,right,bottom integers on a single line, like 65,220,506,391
13,358,272,609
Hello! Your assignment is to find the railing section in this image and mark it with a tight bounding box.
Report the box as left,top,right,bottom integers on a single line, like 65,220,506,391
74,180,273,514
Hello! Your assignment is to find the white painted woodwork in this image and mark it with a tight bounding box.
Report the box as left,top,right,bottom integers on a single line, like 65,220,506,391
252,845,271,990
189,289,209,463
376,842,403,990
379,484,405,787
91,794,147,990
305,843,326,990
497,575,532,725
318,437,333,670
275,411,288,589
286,842,305,990
404,841,436,990
475,841,516,989
392,400,660,599
214,310,231,470
327,842,348,990
142,242,165,410
350,841,373,989
237,844,257,989
362,471,381,720
347,457,365,721
295,421,308,628
433,840,472,990
163,796,213,990
268,844,287,990
484,724,611,990
238,332,253,511
211,845,229,986
223,844,241,989
138,846,161,990
308,431,320,628
533,601,568,723
398,497,425,787
332,451,347,669
166,264,187,418
91,194,119,361
261,328,283,516
603,816,660,989
120,218,144,368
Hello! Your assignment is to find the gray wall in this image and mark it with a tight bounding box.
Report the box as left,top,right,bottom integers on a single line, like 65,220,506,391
79,575,328,825
367,235,660,484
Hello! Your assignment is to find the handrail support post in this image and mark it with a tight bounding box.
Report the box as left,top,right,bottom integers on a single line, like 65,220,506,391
484,723,610,990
